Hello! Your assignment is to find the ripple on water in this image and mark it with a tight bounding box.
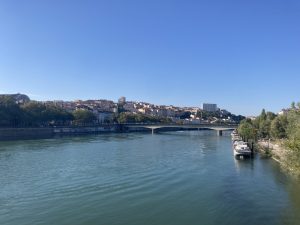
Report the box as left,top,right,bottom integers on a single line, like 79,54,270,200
0,131,299,225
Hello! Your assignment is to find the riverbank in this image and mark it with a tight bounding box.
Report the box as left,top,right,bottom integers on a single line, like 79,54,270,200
257,140,300,176
0,126,206,141
0,126,119,141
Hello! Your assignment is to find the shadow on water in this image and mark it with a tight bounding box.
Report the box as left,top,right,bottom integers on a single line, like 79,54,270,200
230,152,300,225
264,159,300,225
0,130,223,153
0,133,145,153
232,154,256,180
284,180,300,224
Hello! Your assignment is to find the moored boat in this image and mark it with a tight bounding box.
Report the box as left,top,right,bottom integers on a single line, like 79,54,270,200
231,130,238,137
231,134,242,142
231,130,252,157
233,142,251,157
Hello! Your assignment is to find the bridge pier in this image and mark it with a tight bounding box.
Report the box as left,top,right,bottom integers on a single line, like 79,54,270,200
217,130,223,136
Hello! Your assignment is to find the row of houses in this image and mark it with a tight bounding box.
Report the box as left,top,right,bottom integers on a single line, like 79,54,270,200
40,98,238,124
41,99,204,123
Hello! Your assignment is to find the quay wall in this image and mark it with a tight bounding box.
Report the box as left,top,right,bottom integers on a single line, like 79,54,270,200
0,125,119,141
0,125,221,141
0,128,54,141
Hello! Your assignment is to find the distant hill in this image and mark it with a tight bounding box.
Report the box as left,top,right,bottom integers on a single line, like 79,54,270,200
0,93,30,104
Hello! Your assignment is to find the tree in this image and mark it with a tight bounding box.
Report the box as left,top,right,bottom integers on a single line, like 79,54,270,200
180,111,191,119
0,96,24,126
21,102,74,126
117,112,171,124
117,112,136,123
285,110,300,151
260,109,267,121
258,119,271,138
266,112,276,121
22,102,47,125
291,102,296,109
255,109,274,139
73,109,96,124
238,119,256,141
270,115,287,139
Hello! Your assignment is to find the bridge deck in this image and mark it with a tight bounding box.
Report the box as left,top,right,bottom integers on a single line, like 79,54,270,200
123,123,237,131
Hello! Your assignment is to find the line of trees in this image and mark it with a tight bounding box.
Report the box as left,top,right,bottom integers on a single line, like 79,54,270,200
0,96,173,127
116,112,172,124
195,110,245,123
238,102,300,153
0,96,97,127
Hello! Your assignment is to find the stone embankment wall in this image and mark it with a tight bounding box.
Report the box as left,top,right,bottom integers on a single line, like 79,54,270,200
0,126,209,141
0,128,54,140
0,125,119,141
53,126,118,134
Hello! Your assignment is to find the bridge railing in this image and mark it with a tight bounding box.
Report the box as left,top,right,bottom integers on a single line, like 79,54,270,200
120,122,238,127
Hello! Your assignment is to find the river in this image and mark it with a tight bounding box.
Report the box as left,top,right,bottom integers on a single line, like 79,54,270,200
0,130,299,225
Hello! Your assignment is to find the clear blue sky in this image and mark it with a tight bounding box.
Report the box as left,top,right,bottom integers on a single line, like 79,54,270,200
0,0,299,116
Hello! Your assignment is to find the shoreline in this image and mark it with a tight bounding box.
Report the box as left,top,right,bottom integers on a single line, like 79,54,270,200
0,126,119,141
257,140,300,177
0,126,211,141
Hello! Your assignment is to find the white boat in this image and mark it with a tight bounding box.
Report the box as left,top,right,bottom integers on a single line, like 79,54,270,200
231,135,242,142
231,130,238,137
233,140,245,148
234,142,251,157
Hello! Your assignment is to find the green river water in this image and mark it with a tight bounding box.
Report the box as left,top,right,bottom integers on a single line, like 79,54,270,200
0,130,300,225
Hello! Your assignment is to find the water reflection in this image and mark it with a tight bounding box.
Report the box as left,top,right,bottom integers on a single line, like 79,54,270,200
286,181,300,224
0,133,144,153
233,155,254,173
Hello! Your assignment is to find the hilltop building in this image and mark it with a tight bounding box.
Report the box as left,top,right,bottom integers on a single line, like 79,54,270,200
202,103,218,112
118,96,126,105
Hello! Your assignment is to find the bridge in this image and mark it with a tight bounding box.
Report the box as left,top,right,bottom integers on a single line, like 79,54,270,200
122,123,238,135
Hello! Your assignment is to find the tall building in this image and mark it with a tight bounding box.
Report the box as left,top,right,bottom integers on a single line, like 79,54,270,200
202,103,218,112
118,96,126,105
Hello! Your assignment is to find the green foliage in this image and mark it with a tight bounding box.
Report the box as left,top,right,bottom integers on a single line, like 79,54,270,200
117,112,171,124
284,111,300,170
266,112,276,120
258,119,271,138
0,96,24,126
237,119,256,141
195,110,245,123
180,111,191,119
285,110,300,152
0,99,74,127
270,115,288,139
73,109,96,124
231,114,245,123
238,102,300,155
21,102,74,126
260,109,267,121
254,109,275,139
197,110,221,120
